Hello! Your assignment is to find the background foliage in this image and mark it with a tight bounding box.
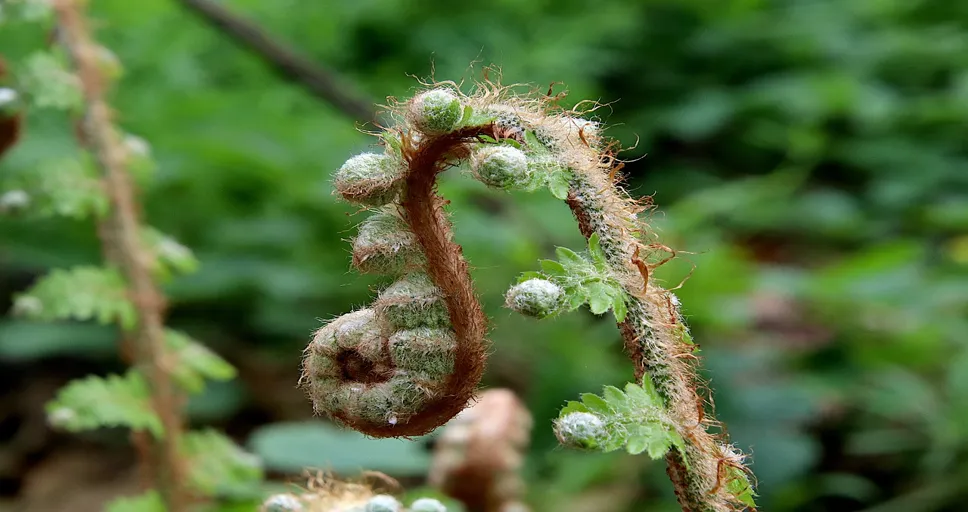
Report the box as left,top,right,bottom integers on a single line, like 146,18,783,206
1,0,967,511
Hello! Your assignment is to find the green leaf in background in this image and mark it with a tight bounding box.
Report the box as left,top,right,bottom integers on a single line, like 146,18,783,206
182,429,264,500
19,51,82,111
248,421,431,475
104,490,166,512
12,266,137,329
45,370,163,436
1,156,108,219
143,227,200,281
165,329,236,394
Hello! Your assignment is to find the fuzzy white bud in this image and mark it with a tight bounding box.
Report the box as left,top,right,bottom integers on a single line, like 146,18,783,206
505,278,563,318
472,146,532,191
412,89,462,135
334,153,404,206
261,494,304,512
409,498,447,512
554,411,607,450
364,494,402,512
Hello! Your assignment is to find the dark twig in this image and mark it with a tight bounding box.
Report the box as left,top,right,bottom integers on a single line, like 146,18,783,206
175,0,377,124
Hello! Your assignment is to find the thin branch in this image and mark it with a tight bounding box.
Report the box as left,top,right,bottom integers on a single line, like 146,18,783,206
51,1,186,509
174,0,377,124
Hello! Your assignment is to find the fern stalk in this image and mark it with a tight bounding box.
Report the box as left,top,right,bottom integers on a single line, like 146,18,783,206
51,0,186,508
566,168,741,511
309,78,756,511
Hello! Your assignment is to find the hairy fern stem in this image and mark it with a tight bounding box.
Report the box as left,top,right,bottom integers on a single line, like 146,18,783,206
52,0,186,507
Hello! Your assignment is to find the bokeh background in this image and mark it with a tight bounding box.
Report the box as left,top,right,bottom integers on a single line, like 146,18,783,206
2,0,968,511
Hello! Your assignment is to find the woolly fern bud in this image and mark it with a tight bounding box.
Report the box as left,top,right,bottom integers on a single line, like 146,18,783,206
410,498,447,512
411,89,462,135
365,494,402,512
352,211,425,274
471,146,532,190
374,273,450,329
389,327,457,379
304,310,459,429
261,494,304,512
334,153,405,206
306,309,388,383
554,411,607,450
505,278,563,318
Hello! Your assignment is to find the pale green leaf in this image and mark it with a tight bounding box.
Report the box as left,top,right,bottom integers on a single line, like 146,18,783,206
21,51,82,110
580,393,612,415
647,433,674,459
626,436,649,455
539,259,567,276
143,228,199,281
612,292,628,322
565,286,587,310
559,401,589,416
458,104,474,126
46,370,162,436
555,246,585,268
7,156,108,219
588,233,606,266
586,281,611,315
726,467,757,508
12,266,137,329
547,172,571,200
558,383,678,458
603,385,630,411
166,329,236,394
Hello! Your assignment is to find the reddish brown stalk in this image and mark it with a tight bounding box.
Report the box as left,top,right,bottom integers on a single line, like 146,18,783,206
52,1,186,509
333,126,494,437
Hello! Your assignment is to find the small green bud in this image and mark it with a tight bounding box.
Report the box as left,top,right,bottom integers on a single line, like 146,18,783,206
365,494,402,512
554,411,607,450
334,153,405,206
374,273,450,329
471,146,532,190
261,493,304,512
409,498,447,512
505,278,563,318
411,89,462,135
352,211,425,274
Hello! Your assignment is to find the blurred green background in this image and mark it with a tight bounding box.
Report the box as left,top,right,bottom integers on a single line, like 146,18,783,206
2,0,968,511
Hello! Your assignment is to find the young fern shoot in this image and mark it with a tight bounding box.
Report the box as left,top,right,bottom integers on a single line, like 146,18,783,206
309,79,755,511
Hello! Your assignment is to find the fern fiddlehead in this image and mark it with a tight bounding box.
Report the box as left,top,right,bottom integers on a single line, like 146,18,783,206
305,78,755,511
303,88,496,437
